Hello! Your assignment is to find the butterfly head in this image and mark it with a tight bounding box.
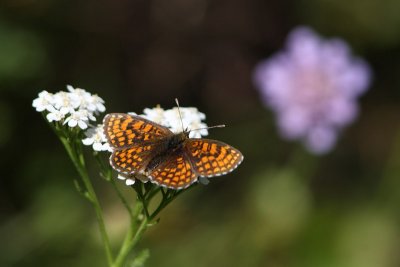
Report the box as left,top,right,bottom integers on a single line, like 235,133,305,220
184,127,190,136
168,131,189,151
179,129,190,140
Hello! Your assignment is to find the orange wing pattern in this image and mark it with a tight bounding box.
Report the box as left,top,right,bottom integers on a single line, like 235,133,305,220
103,112,244,190
148,153,197,189
110,144,160,174
103,113,172,149
185,139,243,177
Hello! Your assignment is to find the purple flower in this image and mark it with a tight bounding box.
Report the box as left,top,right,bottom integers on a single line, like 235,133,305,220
253,26,371,154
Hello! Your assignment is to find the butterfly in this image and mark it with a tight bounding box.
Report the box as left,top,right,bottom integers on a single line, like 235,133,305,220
103,112,243,190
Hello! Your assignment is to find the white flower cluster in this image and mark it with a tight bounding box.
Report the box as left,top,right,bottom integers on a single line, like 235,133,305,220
137,106,209,138
32,85,106,130
82,124,111,152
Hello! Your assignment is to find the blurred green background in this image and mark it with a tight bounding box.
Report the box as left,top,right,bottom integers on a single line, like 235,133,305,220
1,0,400,266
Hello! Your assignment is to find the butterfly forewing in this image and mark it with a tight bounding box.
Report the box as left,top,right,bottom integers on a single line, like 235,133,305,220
185,139,243,177
111,144,159,174
148,152,197,189
103,113,172,149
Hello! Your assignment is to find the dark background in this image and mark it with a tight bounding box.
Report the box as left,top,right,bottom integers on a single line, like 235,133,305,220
1,0,400,266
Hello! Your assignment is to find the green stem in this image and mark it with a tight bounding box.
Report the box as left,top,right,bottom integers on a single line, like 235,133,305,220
59,137,114,266
113,202,148,267
112,185,186,266
146,186,161,201
149,190,182,221
134,183,150,219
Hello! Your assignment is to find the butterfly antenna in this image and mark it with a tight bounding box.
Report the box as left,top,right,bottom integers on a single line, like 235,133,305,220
191,124,226,132
175,98,185,131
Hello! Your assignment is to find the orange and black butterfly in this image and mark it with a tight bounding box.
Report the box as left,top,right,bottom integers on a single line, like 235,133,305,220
103,111,243,190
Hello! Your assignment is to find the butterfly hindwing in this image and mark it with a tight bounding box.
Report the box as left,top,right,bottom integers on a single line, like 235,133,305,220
103,113,172,149
185,139,243,177
148,152,197,189
110,145,155,174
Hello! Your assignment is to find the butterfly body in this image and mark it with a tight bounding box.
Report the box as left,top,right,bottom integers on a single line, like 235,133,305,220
144,132,188,173
104,113,243,190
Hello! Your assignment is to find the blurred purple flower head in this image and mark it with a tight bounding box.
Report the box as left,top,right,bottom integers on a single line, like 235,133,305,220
253,26,372,154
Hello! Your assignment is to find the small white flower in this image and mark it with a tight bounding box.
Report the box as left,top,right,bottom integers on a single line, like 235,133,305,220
117,174,126,180
67,85,106,114
126,179,135,185
67,85,93,109
67,85,92,100
82,124,111,152
32,91,55,112
187,122,208,138
90,94,106,113
117,173,149,186
64,110,89,129
84,109,96,121
141,106,165,124
46,106,65,122
53,91,80,115
198,177,210,185
162,108,183,132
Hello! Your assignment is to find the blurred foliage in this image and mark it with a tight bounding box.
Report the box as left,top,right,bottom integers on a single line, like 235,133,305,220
1,0,400,266
298,0,400,47
0,21,48,83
